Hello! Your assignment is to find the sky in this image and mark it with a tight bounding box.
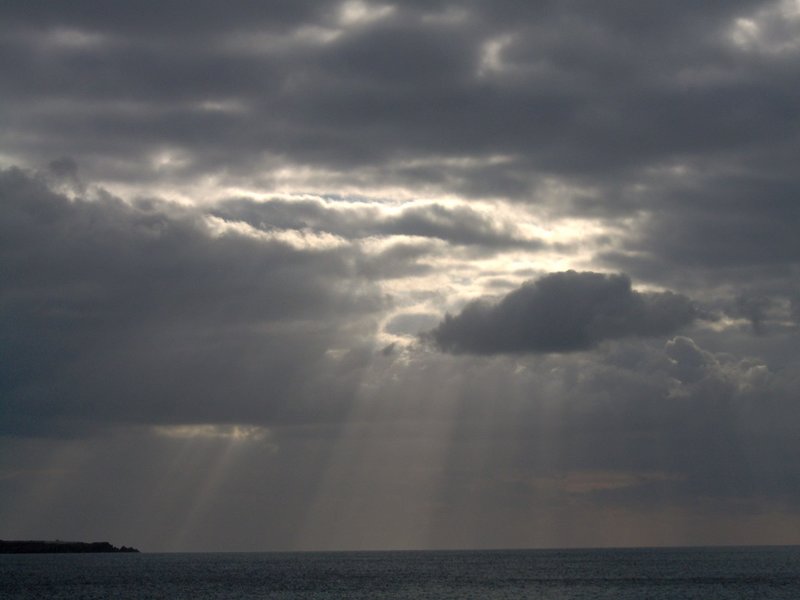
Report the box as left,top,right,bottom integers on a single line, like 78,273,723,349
2,0,800,552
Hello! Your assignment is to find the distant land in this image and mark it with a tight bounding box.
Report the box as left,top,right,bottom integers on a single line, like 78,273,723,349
0,540,139,554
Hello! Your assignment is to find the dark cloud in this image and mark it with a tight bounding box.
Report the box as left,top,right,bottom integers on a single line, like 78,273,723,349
597,170,800,320
0,1,325,39
0,167,381,435
665,335,717,384
361,334,800,543
566,338,800,505
731,293,773,334
4,0,796,306
627,177,800,270
1,0,791,194
792,295,800,324
429,271,698,354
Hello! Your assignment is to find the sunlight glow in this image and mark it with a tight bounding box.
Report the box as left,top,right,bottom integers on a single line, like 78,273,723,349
728,0,800,54
193,99,250,114
477,34,514,77
149,148,192,171
153,424,272,442
224,25,342,54
338,1,396,26
204,215,348,250
41,28,109,49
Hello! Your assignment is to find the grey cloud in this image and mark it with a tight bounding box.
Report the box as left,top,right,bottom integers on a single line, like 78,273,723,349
3,0,797,315
0,1,325,39
367,334,800,528
558,336,798,504
216,198,538,250
213,198,339,233
429,271,698,354
355,242,434,280
318,16,476,85
3,0,800,551
731,293,773,334
792,296,800,323
665,335,718,383
378,203,537,249
631,178,800,270
0,167,381,435
384,312,440,337
45,156,85,193
2,0,790,193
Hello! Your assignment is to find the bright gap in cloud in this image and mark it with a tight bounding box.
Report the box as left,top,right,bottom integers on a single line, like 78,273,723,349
338,0,396,26
204,214,349,250
728,0,800,54
153,424,272,443
37,27,110,49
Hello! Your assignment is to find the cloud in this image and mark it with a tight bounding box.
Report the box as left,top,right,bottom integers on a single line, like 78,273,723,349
429,271,698,354
665,335,717,383
384,311,440,336
0,0,787,196
2,0,800,552
0,167,382,435
215,197,539,250
362,333,800,517
4,0,794,305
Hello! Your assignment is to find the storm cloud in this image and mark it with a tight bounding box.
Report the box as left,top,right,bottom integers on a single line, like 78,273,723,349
0,167,381,435
429,271,698,354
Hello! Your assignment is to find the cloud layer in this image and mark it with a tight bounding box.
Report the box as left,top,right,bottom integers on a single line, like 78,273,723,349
0,167,380,435
2,0,800,552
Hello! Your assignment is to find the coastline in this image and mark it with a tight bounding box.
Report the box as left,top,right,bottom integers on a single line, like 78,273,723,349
0,540,139,554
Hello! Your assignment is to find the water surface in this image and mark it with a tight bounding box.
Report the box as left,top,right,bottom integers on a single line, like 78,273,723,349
3,546,800,599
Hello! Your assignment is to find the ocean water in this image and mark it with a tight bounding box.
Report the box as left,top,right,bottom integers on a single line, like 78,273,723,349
2,546,800,599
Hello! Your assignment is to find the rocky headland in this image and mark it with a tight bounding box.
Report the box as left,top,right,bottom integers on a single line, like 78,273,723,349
0,540,139,553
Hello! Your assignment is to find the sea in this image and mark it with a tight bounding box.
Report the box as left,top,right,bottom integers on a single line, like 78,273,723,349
3,546,800,599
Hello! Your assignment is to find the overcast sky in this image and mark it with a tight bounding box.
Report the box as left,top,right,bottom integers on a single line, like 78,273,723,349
2,0,800,552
